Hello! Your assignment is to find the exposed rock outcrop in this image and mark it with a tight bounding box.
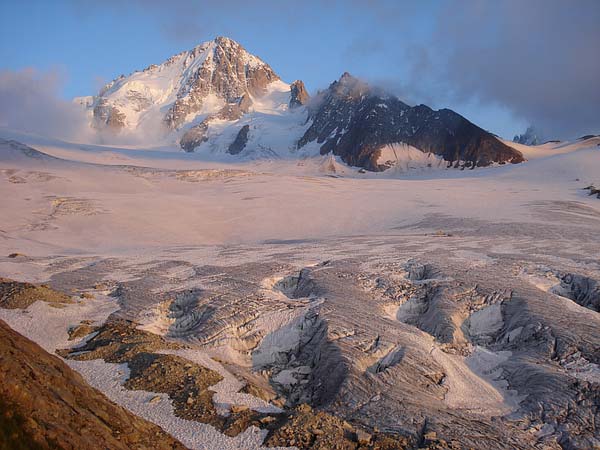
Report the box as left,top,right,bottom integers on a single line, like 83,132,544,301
0,278,72,309
0,319,186,450
264,403,412,449
180,93,253,152
584,185,600,198
165,37,278,130
228,125,250,155
216,93,253,121
513,126,542,146
92,98,126,131
298,73,525,171
289,80,309,108
180,121,209,152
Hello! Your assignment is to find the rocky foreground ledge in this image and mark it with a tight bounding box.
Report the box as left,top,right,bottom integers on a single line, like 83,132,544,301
0,318,186,449
0,278,450,450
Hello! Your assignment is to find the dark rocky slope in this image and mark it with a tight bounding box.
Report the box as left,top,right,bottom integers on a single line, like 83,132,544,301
228,124,251,155
298,73,524,171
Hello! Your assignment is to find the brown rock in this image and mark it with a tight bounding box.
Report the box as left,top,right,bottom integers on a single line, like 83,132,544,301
92,98,126,132
290,80,310,108
67,320,97,341
166,36,279,130
0,278,72,309
230,404,250,414
149,395,162,404
0,319,186,450
356,428,372,445
265,403,410,449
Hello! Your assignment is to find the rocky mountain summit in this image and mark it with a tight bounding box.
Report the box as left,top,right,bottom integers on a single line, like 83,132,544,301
79,37,524,171
83,36,280,134
298,73,523,170
513,126,543,146
164,37,279,130
289,80,310,108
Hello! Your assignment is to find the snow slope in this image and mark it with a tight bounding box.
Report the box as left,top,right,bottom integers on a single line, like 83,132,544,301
185,80,313,160
1,132,599,449
1,133,598,256
376,142,446,172
503,135,600,160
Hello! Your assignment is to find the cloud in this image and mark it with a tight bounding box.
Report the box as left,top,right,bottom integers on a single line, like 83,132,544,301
329,0,599,139
396,0,599,139
0,68,92,141
0,68,171,146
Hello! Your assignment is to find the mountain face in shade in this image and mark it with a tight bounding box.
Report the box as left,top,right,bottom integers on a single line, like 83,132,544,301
298,73,524,171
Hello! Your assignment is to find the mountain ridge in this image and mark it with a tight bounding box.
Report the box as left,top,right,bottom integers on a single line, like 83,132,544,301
298,72,523,170
77,36,524,171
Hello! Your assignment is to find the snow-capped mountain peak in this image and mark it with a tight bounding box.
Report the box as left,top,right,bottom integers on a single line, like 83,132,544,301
85,36,282,134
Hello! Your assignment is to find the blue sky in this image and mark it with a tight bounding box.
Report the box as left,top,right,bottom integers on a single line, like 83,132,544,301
1,0,598,139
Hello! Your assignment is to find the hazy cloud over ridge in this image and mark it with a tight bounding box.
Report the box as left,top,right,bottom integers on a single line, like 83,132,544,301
0,68,91,141
428,0,600,139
